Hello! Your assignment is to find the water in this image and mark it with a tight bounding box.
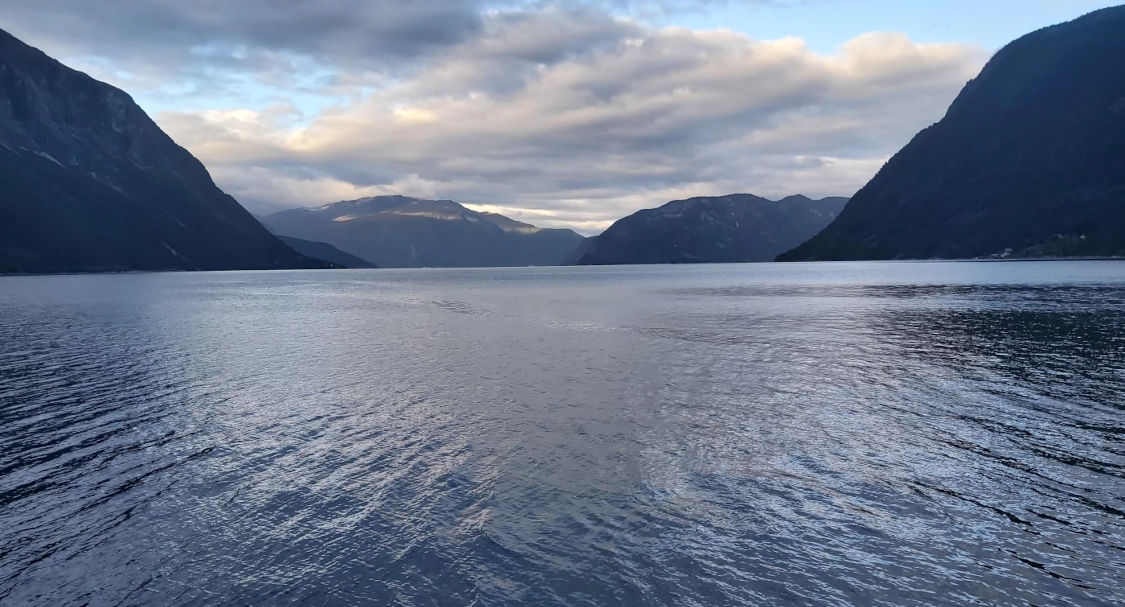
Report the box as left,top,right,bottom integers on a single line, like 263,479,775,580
1,261,1122,606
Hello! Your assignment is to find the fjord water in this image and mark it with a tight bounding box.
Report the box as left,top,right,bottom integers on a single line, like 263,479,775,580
1,262,1122,606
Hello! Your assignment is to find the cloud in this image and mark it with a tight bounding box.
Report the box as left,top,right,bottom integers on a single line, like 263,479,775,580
2,1,488,66
3,1,986,232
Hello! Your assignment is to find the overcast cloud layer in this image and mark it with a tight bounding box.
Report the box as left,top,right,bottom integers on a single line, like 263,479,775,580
3,1,986,232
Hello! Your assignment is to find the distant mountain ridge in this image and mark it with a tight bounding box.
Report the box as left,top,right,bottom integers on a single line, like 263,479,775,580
0,28,326,274
262,195,586,268
576,194,848,265
277,236,376,268
779,6,1125,261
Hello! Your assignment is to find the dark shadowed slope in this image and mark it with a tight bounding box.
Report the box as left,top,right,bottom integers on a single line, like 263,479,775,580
277,236,376,268
0,28,327,274
779,6,1125,261
262,196,586,268
576,194,847,265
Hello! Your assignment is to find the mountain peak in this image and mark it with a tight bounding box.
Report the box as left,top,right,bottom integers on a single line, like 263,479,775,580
262,195,583,268
779,6,1125,261
576,193,848,265
0,27,326,273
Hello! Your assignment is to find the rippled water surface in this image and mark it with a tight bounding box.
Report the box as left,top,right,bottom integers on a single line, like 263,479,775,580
1,261,1123,606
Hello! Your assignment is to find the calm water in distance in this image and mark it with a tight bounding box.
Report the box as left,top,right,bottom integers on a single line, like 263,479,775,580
1,261,1122,606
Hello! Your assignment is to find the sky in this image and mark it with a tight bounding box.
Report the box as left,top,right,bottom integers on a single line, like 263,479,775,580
2,0,1118,233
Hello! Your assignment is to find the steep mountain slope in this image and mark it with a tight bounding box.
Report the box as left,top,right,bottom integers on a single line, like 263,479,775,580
276,236,376,268
262,196,585,268
0,28,326,273
779,6,1125,261
576,194,847,265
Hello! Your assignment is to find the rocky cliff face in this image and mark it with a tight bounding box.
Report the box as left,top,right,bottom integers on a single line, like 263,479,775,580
576,194,847,265
263,196,586,268
0,28,327,273
779,6,1125,261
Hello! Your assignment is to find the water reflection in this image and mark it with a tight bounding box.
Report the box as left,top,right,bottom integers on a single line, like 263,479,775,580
0,263,1122,606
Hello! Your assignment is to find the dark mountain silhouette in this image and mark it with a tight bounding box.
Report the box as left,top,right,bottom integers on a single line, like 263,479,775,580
0,28,327,274
262,196,585,268
277,236,377,268
575,194,847,265
779,6,1125,261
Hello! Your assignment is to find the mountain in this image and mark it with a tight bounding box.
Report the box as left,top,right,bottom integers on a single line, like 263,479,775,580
575,194,848,265
261,196,586,268
276,236,376,269
0,28,327,274
779,6,1125,261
